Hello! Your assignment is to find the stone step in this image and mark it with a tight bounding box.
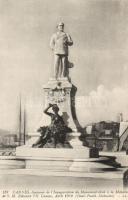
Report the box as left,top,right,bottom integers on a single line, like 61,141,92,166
100,151,128,167
0,158,25,169
0,168,125,180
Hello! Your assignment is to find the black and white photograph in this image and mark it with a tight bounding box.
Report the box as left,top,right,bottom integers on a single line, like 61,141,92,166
0,0,128,199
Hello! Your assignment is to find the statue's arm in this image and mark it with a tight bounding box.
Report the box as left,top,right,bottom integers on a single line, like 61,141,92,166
50,35,55,50
44,104,53,116
66,33,73,46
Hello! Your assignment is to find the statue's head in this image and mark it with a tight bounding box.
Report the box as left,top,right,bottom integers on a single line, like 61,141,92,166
57,22,64,32
52,104,59,113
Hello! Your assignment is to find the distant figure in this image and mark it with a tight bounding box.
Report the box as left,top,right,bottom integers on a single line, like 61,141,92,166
50,22,73,79
32,104,72,148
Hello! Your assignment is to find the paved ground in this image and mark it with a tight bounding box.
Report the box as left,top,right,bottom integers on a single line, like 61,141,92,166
0,172,123,190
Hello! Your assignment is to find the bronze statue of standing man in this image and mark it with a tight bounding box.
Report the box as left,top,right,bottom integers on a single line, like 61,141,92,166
50,22,73,79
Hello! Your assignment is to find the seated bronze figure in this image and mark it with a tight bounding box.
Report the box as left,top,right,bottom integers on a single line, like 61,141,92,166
32,104,72,148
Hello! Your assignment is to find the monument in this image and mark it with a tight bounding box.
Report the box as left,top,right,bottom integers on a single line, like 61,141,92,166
16,22,120,173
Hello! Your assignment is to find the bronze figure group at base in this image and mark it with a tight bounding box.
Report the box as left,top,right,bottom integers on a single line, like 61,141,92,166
32,104,72,148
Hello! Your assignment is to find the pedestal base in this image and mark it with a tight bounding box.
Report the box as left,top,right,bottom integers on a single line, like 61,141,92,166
16,146,94,159
16,146,120,172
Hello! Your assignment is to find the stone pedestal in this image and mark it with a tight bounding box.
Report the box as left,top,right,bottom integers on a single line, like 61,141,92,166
43,78,75,130
16,77,101,172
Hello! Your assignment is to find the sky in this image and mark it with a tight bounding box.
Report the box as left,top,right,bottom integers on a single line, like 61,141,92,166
0,0,128,132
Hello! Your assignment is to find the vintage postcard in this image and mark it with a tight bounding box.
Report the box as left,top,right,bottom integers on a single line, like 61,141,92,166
0,0,128,199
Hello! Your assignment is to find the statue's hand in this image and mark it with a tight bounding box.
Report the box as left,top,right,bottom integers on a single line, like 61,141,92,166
65,33,73,46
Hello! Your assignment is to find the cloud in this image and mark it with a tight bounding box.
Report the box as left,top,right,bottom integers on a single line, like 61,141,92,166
76,84,128,125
